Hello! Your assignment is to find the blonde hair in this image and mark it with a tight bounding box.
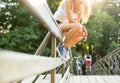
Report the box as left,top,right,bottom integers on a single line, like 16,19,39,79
80,0,91,24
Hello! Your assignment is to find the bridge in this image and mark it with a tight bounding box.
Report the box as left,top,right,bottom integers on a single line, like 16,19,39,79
0,0,120,83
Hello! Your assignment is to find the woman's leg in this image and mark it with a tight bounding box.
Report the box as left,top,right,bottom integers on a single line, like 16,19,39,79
66,33,83,48
59,23,83,48
66,26,88,48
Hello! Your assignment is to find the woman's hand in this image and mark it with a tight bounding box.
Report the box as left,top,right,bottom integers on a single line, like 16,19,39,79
82,26,88,42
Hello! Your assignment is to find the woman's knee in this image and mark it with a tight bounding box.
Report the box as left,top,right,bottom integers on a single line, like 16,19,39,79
59,23,82,33
75,23,82,31
73,24,82,34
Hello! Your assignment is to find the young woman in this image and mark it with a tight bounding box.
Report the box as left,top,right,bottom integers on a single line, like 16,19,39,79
54,0,91,61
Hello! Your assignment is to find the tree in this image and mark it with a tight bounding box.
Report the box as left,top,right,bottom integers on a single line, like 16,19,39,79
107,40,119,53
102,0,120,24
97,0,119,56
0,0,47,54
83,0,119,57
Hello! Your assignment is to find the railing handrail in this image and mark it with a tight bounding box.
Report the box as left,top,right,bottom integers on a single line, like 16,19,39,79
93,47,120,65
0,50,65,83
19,0,65,42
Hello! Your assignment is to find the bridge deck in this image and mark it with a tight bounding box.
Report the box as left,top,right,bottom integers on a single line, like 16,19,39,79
21,74,120,83
68,75,120,83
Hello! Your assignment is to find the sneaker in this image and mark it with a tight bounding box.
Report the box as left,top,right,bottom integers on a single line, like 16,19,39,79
56,44,67,61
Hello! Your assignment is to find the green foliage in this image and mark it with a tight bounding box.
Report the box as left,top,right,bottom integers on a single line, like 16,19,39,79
0,0,120,59
74,0,120,58
0,26,42,53
47,0,61,13
96,9,118,56
0,0,47,54
86,12,103,48
101,0,120,24
107,41,119,53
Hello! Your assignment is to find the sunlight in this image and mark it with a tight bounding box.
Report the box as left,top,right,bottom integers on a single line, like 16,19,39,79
90,0,102,5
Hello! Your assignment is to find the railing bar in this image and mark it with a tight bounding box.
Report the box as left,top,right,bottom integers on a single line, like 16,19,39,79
50,34,56,83
59,66,70,83
32,32,51,83
35,32,51,55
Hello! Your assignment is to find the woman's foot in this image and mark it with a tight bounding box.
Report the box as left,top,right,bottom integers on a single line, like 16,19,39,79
56,43,70,61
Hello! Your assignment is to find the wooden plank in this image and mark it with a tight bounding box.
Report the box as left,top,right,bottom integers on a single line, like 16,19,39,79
0,50,65,83
19,0,65,42
68,76,120,83
69,76,80,83
94,76,106,83
50,35,56,83
21,75,120,83
87,76,97,83
21,76,37,83
62,64,65,77
88,76,120,83
67,75,73,83
74,76,81,83
59,66,70,83
108,76,119,83
101,76,114,83
114,76,120,81
21,74,62,83
35,32,51,55
80,76,89,83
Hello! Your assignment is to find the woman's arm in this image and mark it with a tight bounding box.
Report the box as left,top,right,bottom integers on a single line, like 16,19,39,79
76,12,81,22
66,0,75,23
66,0,81,23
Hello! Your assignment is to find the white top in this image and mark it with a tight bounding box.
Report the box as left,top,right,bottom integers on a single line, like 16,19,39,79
53,0,78,23
84,54,92,61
